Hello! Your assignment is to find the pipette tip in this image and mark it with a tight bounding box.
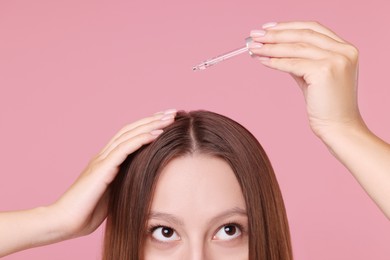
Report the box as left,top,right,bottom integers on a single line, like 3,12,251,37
192,64,207,71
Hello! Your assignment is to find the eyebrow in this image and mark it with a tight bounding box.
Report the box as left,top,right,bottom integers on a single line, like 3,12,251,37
148,207,247,226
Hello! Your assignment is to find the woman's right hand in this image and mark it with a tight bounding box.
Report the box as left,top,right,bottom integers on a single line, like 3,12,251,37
0,109,177,257
52,109,177,239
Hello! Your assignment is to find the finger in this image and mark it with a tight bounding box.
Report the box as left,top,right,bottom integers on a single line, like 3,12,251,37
107,109,176,144
251,28,350,55
101,132,163,180
262,21,346,43
100,109,176,154
258,47,355,79
258,57,317,78
99,114,175,159
258,57,314,97
153,108,177,116
249,42,332,60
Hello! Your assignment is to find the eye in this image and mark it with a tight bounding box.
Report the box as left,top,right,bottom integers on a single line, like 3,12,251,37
151,226,180,242
213,224,242,241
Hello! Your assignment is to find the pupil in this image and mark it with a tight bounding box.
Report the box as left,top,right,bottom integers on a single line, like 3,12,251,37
224,225,236,236
162,227,173,238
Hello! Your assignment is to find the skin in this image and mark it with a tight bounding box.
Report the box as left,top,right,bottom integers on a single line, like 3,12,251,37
1,20,389,257
0,109,177,257
144,155,248,260
248,21,390,219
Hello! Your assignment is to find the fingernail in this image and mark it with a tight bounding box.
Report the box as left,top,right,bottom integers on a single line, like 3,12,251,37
262,22,278,29
150,129,164,136
164,109,177,115
161,114,175,121
154,109,177,116
250,30,266,37
248,42,263,49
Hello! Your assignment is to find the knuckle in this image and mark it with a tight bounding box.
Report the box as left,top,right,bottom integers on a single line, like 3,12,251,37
293,42,309,52
117,140,130,150
288,59,300,67
134,120,157,133
300,28,316,39
135,132,154,143
333,54,352,68
345,44,359,62
264,30,276,41
119,123,132,133
308,20,322,27
320,54,352,75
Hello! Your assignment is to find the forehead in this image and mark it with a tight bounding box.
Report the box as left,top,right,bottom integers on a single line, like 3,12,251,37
150,154,246,217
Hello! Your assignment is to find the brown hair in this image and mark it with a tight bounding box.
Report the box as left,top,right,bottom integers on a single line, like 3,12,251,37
103,110,293,260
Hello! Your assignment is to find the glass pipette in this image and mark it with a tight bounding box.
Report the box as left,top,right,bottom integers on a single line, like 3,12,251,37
192,37,253,71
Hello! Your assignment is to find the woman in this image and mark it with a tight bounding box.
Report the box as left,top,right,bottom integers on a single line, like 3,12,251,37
0,109,293,259
103,110,292,259
1,21,389,258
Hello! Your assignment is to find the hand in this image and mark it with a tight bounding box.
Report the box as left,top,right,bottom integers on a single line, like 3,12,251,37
0,109,177,256
249,21,364,140
50,109,177,240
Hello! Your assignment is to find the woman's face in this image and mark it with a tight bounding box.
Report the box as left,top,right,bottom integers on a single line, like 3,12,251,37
144,154,249,260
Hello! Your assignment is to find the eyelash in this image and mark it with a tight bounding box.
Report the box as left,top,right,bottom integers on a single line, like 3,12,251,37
217,222,246,234
147,222,247,239
147,224,178,244
147,224,175,234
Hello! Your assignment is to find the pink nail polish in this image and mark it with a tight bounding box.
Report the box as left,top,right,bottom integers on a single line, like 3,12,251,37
250,30,266,37
161,114,175,121
262,22,278,29
164,109,177,115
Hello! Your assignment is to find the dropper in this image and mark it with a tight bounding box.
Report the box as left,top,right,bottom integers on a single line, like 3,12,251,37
192,37,253,71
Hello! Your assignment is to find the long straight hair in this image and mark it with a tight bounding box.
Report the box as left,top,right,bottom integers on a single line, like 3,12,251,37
103,110,293,260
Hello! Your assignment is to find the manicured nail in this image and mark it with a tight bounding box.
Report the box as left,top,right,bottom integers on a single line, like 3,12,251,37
250,30,266,37
154,109,177,116
150,129,164,136
164,109,177,115
262,22,278,29
248,42,263,49
161,114,175,121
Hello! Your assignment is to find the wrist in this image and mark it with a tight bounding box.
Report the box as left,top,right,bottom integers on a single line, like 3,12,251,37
316,119,372,154
34,205,70,245
0,206,69,257
41,202,83,244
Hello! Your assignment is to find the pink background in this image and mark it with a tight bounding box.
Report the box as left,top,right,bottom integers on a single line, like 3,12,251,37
1,0,389,259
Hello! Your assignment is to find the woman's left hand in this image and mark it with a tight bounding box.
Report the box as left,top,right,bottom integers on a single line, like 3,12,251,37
248,21,363,141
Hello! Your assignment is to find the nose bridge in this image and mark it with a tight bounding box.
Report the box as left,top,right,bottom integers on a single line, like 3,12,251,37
185,237,208,260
